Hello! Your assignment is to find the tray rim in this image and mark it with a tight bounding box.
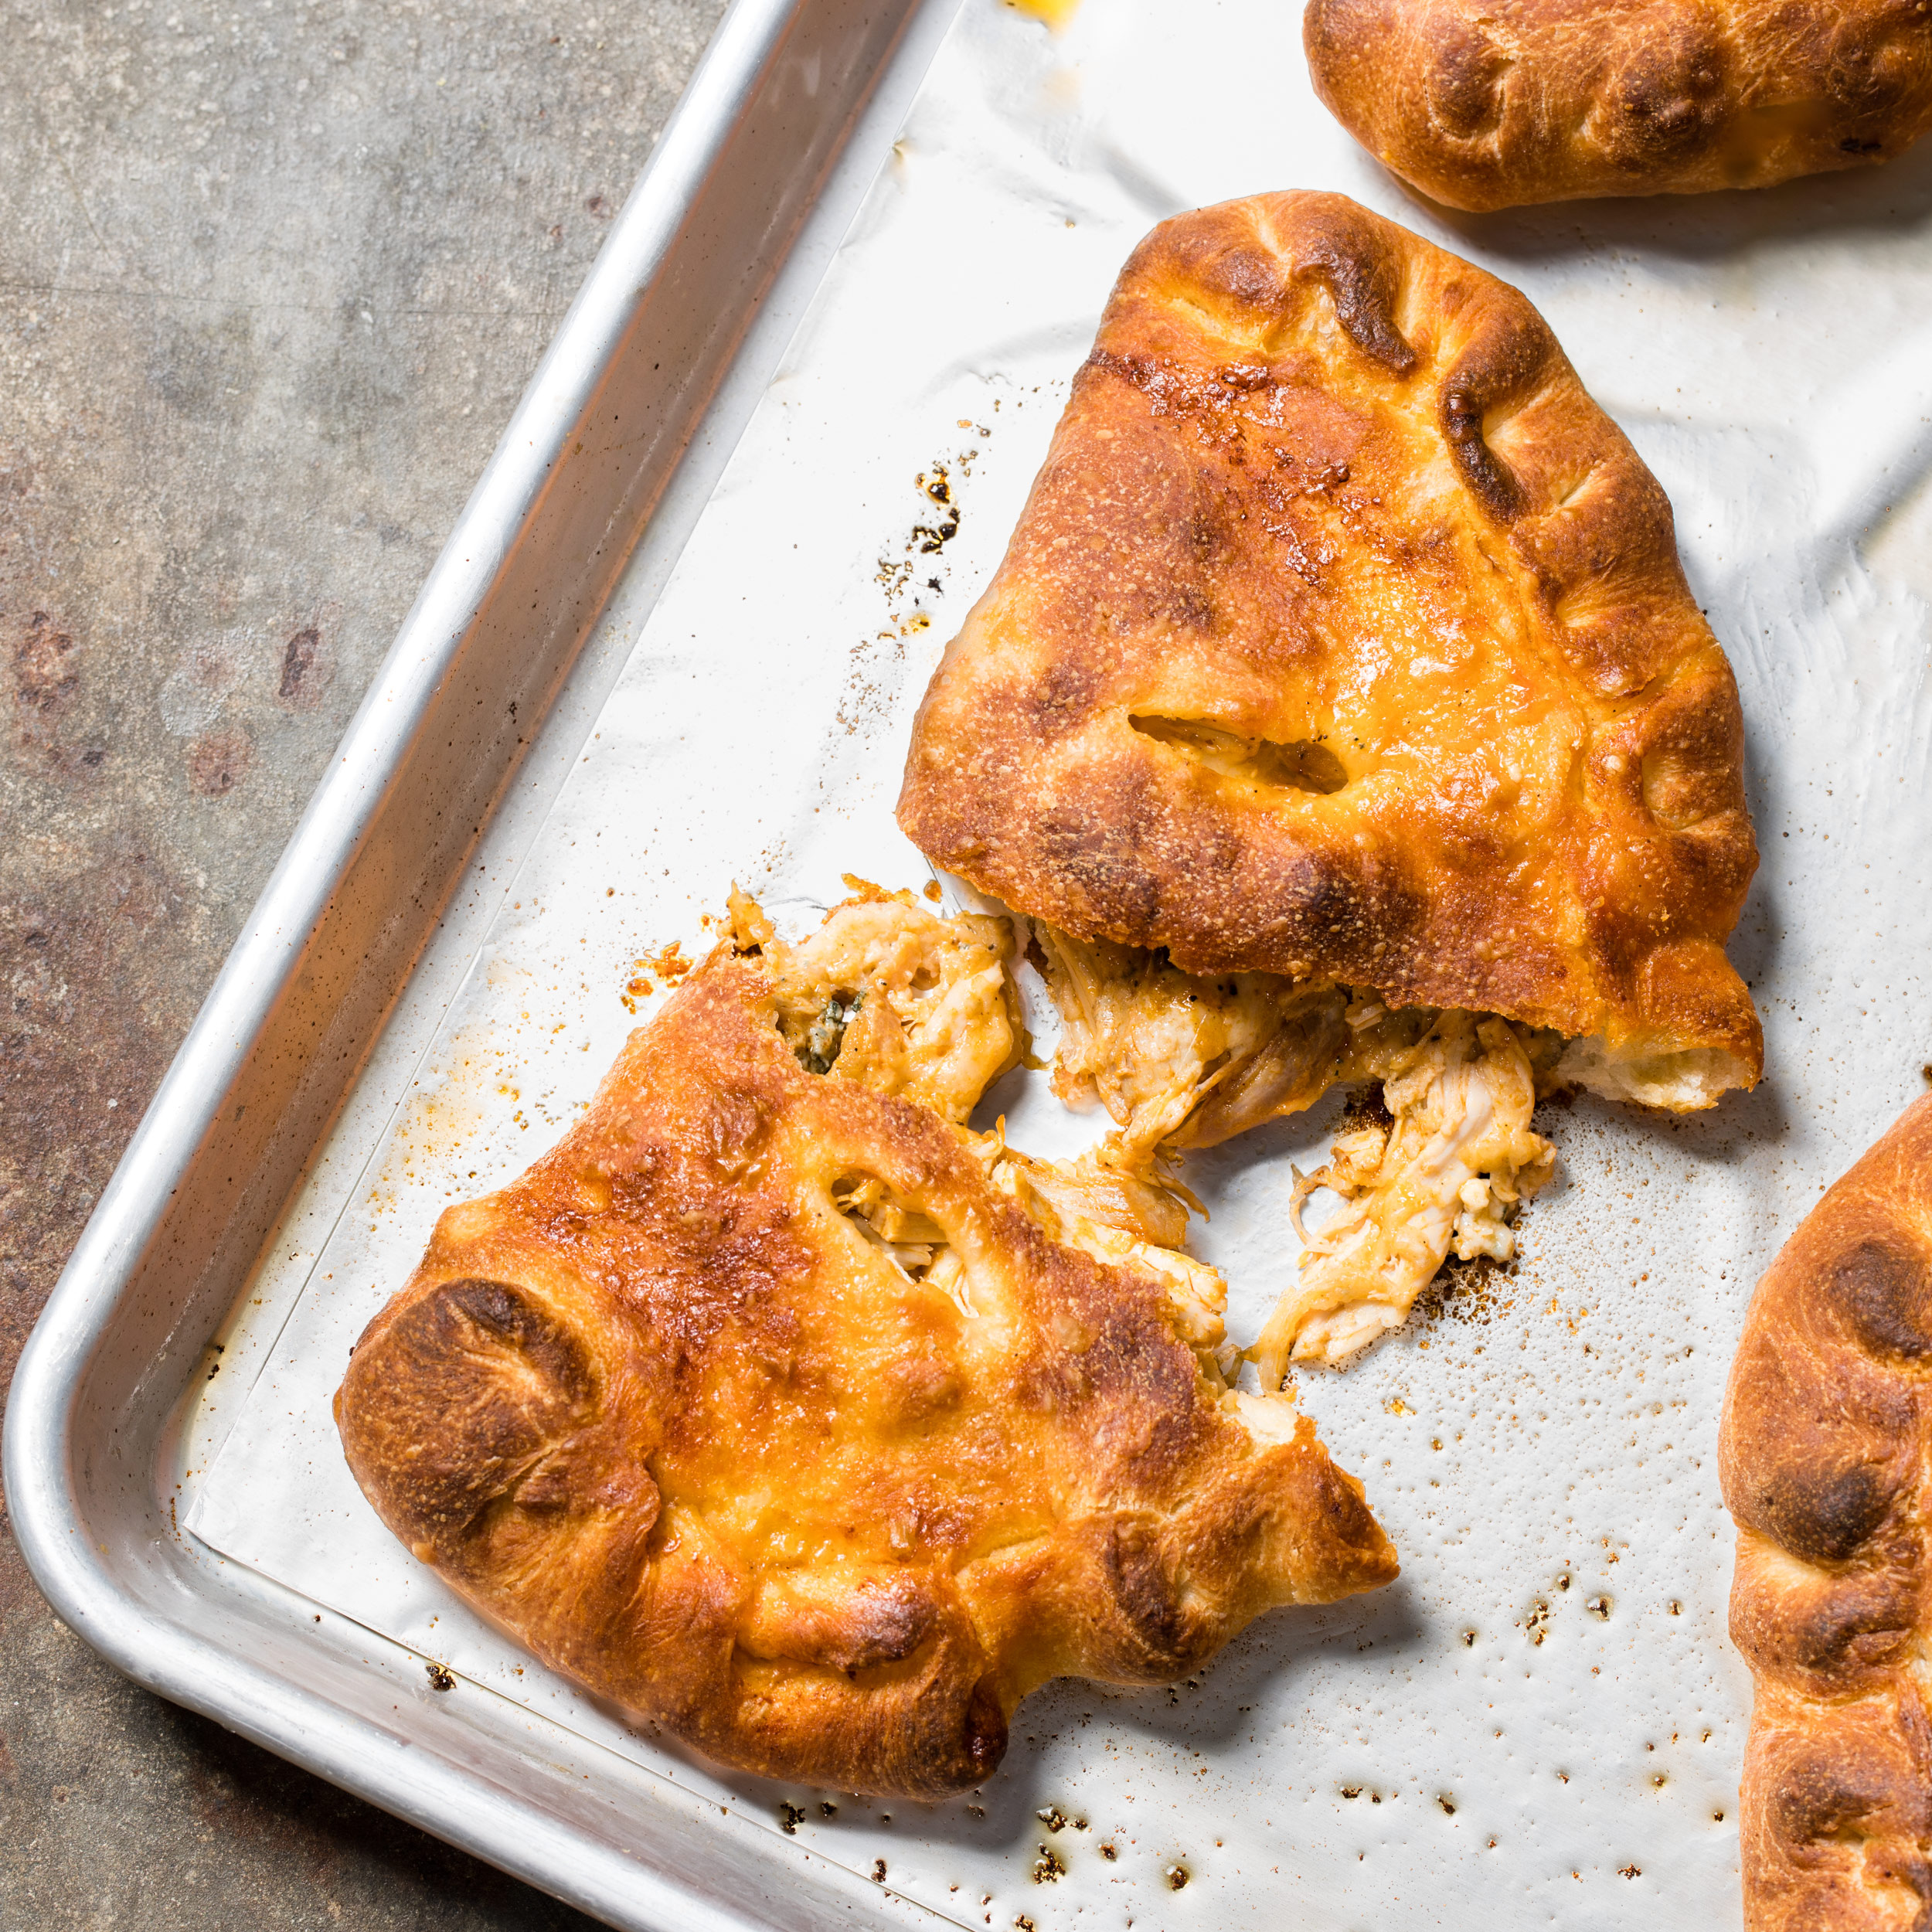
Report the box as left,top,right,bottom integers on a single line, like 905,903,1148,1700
1,2,963,1924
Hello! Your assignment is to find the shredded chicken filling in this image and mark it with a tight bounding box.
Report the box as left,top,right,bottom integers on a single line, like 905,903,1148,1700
1029,920,1560,1370
1030,923,1350,1158
985,1135,1236,1383
1253,1010,1555,1376
737,886,1555,1386
732,881,1023,1124
832,1138,1240,1389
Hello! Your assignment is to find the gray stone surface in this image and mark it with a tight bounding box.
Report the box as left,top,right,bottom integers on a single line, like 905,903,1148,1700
1,0,725,1921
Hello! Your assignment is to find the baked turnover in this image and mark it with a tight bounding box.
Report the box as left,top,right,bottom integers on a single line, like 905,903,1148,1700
335,888,1396,1797
899,192,1760,1371
1304,0,1932,210
1721,1095,1932,1930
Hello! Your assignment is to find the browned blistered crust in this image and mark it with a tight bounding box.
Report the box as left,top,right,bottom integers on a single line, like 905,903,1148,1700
1305,0,1932,210
335,950,1396,1799
1720,1095,1932,1929
897,193,1760,1092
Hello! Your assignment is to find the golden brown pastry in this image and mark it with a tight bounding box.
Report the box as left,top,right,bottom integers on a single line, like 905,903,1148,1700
1720,1095,1932,1930
335,889,1396,1798
900,192,1758,1104
1304,0,1932,210
899,192,1759,1366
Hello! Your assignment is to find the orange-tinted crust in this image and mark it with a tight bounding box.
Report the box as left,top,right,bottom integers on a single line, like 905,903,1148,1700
1721,1096,1932,1928
897,193,1760,1094
1306,0,1932,211
335,950,1396,1799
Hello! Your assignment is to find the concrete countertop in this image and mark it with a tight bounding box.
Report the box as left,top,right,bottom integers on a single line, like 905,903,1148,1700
1,1,725,1921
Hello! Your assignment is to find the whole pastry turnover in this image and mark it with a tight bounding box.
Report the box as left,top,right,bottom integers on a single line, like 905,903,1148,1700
335,887,1396,1798
1304,0,1932,209
1721,1095,1932,1930
898,192,1760,1368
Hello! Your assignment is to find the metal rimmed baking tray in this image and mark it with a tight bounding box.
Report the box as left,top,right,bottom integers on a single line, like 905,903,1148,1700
12,0,1932,1926
2,4,965,1926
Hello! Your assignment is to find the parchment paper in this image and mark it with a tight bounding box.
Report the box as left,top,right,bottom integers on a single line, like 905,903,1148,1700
187,1,1932,1923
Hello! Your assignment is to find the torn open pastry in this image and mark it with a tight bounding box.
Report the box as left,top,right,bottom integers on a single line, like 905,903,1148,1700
335,888,1396,1798
899,192,1760,1371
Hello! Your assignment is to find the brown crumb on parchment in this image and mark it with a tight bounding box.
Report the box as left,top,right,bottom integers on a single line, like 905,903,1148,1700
621,940,694,1012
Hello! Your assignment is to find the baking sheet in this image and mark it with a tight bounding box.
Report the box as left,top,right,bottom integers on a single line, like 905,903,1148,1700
185,0,1932,1923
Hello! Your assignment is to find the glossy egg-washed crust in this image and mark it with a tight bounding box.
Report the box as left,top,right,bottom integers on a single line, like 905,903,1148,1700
899,194,1760,1091
1305,0,1932,210
335,951,1396,1798
1721,1096,1932,1928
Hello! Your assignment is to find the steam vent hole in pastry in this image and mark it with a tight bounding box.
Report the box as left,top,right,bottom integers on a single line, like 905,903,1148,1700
1128,715,1350,797
334,886,1397,1798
